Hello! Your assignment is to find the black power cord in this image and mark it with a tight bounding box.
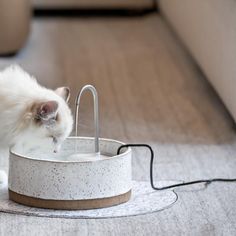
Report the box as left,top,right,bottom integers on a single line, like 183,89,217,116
117,144,236,190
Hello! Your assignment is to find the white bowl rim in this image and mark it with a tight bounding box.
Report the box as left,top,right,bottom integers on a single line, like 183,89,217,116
9,136,132,164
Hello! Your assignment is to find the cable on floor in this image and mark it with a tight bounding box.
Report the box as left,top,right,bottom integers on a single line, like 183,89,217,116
117,144,236,190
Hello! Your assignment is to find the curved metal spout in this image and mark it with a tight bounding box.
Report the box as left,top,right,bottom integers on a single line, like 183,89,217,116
75,85,99,153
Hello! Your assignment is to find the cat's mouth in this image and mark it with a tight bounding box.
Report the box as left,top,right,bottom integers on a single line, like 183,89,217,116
53,138,63,153
53,145,60,153
52,136,59,153
52,137,58,144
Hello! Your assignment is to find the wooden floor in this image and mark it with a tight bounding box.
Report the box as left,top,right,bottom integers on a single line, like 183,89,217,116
0,13,236,236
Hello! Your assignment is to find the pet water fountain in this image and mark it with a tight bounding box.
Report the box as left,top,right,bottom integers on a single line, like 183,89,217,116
8,85,132,210
4,85,178,218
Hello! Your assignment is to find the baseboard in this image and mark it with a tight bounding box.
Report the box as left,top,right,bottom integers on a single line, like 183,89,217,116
33,7,158,18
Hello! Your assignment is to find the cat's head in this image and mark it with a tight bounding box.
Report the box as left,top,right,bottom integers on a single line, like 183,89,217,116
28,87,73,152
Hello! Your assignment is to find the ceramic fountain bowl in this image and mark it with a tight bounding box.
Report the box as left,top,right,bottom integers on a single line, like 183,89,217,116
8,137,132,210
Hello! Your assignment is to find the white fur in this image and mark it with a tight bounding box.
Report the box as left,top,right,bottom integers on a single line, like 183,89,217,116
0,170,7,186
0,65,73,151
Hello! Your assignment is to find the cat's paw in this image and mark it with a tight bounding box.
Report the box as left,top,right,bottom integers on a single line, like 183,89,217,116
0,170,7,186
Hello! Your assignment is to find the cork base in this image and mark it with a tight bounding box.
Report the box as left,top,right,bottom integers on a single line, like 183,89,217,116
8,189,131,210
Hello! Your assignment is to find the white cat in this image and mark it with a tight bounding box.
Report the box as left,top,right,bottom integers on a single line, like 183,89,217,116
0,65,73,150
0,65,73,184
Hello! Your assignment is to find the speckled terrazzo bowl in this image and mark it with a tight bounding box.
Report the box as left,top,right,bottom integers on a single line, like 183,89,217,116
8,137,132,210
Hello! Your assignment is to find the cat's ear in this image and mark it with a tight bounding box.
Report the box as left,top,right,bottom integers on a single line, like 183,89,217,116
36,101,58,121
55,87,70,102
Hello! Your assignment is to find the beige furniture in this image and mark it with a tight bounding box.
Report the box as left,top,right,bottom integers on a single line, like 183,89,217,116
0,0,31,55
0,0,153,55
159,0,236,121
